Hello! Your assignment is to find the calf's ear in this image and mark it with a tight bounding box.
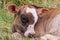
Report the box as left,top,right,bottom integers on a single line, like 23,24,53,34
8,4,19,14
37,8,49,17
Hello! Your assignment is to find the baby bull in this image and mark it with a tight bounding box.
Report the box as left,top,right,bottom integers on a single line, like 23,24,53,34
8,4,60,40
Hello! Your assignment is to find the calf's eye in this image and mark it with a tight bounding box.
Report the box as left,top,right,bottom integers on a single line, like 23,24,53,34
21,14,29,23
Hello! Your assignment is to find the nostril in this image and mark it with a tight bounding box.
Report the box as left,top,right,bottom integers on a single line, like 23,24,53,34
28,33,33,38
28,33,35,38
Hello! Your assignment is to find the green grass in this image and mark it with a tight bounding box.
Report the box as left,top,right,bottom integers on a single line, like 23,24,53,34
0,10,13,40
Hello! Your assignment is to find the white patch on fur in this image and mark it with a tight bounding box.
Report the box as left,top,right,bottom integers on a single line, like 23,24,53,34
24,25,35,37
49,14,60,33
12,32,22,38
24,7,38,37
41,34,60,40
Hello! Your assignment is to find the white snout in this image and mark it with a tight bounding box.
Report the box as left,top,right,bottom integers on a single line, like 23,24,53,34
24,25,35,37
24,7,38,37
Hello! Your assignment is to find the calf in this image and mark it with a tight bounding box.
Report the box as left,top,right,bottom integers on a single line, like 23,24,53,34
8,4,60,39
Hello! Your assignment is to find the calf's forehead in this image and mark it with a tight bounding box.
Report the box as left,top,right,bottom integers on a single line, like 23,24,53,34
20,5,36,12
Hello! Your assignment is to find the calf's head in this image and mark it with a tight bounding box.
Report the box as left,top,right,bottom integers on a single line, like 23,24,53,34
8,4,49,38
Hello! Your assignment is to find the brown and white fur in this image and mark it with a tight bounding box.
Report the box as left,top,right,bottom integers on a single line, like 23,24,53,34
8,4,60,40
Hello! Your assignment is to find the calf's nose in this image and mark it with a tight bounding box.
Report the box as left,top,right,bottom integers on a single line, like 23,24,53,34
28,32,35,38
